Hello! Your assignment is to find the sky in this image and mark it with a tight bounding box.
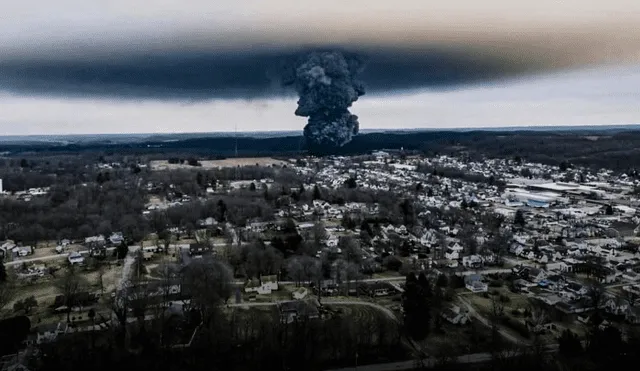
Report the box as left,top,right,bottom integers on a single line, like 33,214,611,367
1,0,639,134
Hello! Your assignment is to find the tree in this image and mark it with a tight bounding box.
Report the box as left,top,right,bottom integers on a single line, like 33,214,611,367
344,177,357,189
0,259,6,283
436,274,448,288
489,294,505,353
312,185,322,200
56,266,88,323
96,265,105,295
559,161,569,171
514,209,526,227
399,198,415,227
339,236,361,264
514,156,522,165
402,272,432,340
182,258,233,327
461,199,468,209
216,199,228,222
558,329,583,358
116,241,128,260
14,296,38,314
287,257,305,287
623,289,638,308
605,204,614,215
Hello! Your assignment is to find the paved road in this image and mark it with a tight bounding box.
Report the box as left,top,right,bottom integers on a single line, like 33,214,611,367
117,245,139,291
326,346,563,371
5,246,118,267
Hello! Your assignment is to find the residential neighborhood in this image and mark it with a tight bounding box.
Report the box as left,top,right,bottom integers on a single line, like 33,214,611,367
2,150,640,371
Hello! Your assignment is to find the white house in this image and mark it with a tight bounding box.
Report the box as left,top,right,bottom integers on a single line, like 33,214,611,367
68,252,85,265
291,287,309,300
441,305,470,325
464,274,488,293
445,242,464,261
245,275,279,295
36,322,68,344
462,255,483,268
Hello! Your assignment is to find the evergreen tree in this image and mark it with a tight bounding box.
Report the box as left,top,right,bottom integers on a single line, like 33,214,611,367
605,204,614,215
402,272,432,340
116,241,128,260
514,209,526,227
0,258,7,283
558,329,583,358
312,185,322,200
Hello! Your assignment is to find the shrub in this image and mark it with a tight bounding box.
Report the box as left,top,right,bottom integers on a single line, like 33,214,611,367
489,280,503,288
501,317,530,338
499,294,511,303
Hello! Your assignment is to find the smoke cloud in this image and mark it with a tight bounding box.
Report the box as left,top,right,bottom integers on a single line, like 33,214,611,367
283,51,365,150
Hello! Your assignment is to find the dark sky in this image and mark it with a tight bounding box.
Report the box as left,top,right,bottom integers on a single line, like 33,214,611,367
0,0,639,134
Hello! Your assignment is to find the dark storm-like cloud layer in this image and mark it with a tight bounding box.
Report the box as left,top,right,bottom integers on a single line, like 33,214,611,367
0,46,528,100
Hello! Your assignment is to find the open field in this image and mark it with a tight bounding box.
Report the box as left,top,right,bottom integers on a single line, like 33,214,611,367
2,259,124,325
150,157,289,170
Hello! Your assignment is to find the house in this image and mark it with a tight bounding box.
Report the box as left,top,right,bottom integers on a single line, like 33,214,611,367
545,274,567,290
188,243,213,257
464,274,488,293
622,271,640,282
85,235,105,245
291,287,309,300
593,266,617,284
441,305,470,325
0,241,16,259
565,282,589,296
509,243,526,256
67,252,84,265
278,300,320,324
109,232,124,245
625,306,640,324
517,266,547,283
245,275,279,295
462,255,483,268
364,282,393,297
35,322,68,344
603,297,628,315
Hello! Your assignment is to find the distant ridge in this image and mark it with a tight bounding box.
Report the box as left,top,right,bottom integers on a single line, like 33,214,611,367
1,124,639,145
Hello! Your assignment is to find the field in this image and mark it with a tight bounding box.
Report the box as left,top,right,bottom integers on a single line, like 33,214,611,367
150,157,289,170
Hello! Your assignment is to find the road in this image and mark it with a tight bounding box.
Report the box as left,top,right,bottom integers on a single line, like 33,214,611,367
117,245,139,291
326,345,563,371
5,246,118,267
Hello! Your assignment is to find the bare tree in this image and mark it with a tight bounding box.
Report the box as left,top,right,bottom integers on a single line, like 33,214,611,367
623,289,638,308
587,282,606,312
182,257,233,326
111,285,130,347
0,281,14,317
96,264,105,295
56,265,88,323
287,257,305,287
489,294,505,353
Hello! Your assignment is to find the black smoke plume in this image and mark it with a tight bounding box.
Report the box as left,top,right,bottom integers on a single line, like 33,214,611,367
282,51,365,152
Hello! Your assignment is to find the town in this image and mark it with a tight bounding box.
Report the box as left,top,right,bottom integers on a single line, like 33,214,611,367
1,150,640,371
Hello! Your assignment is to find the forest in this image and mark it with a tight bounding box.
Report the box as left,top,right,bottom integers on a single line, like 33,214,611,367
3,129,640,171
